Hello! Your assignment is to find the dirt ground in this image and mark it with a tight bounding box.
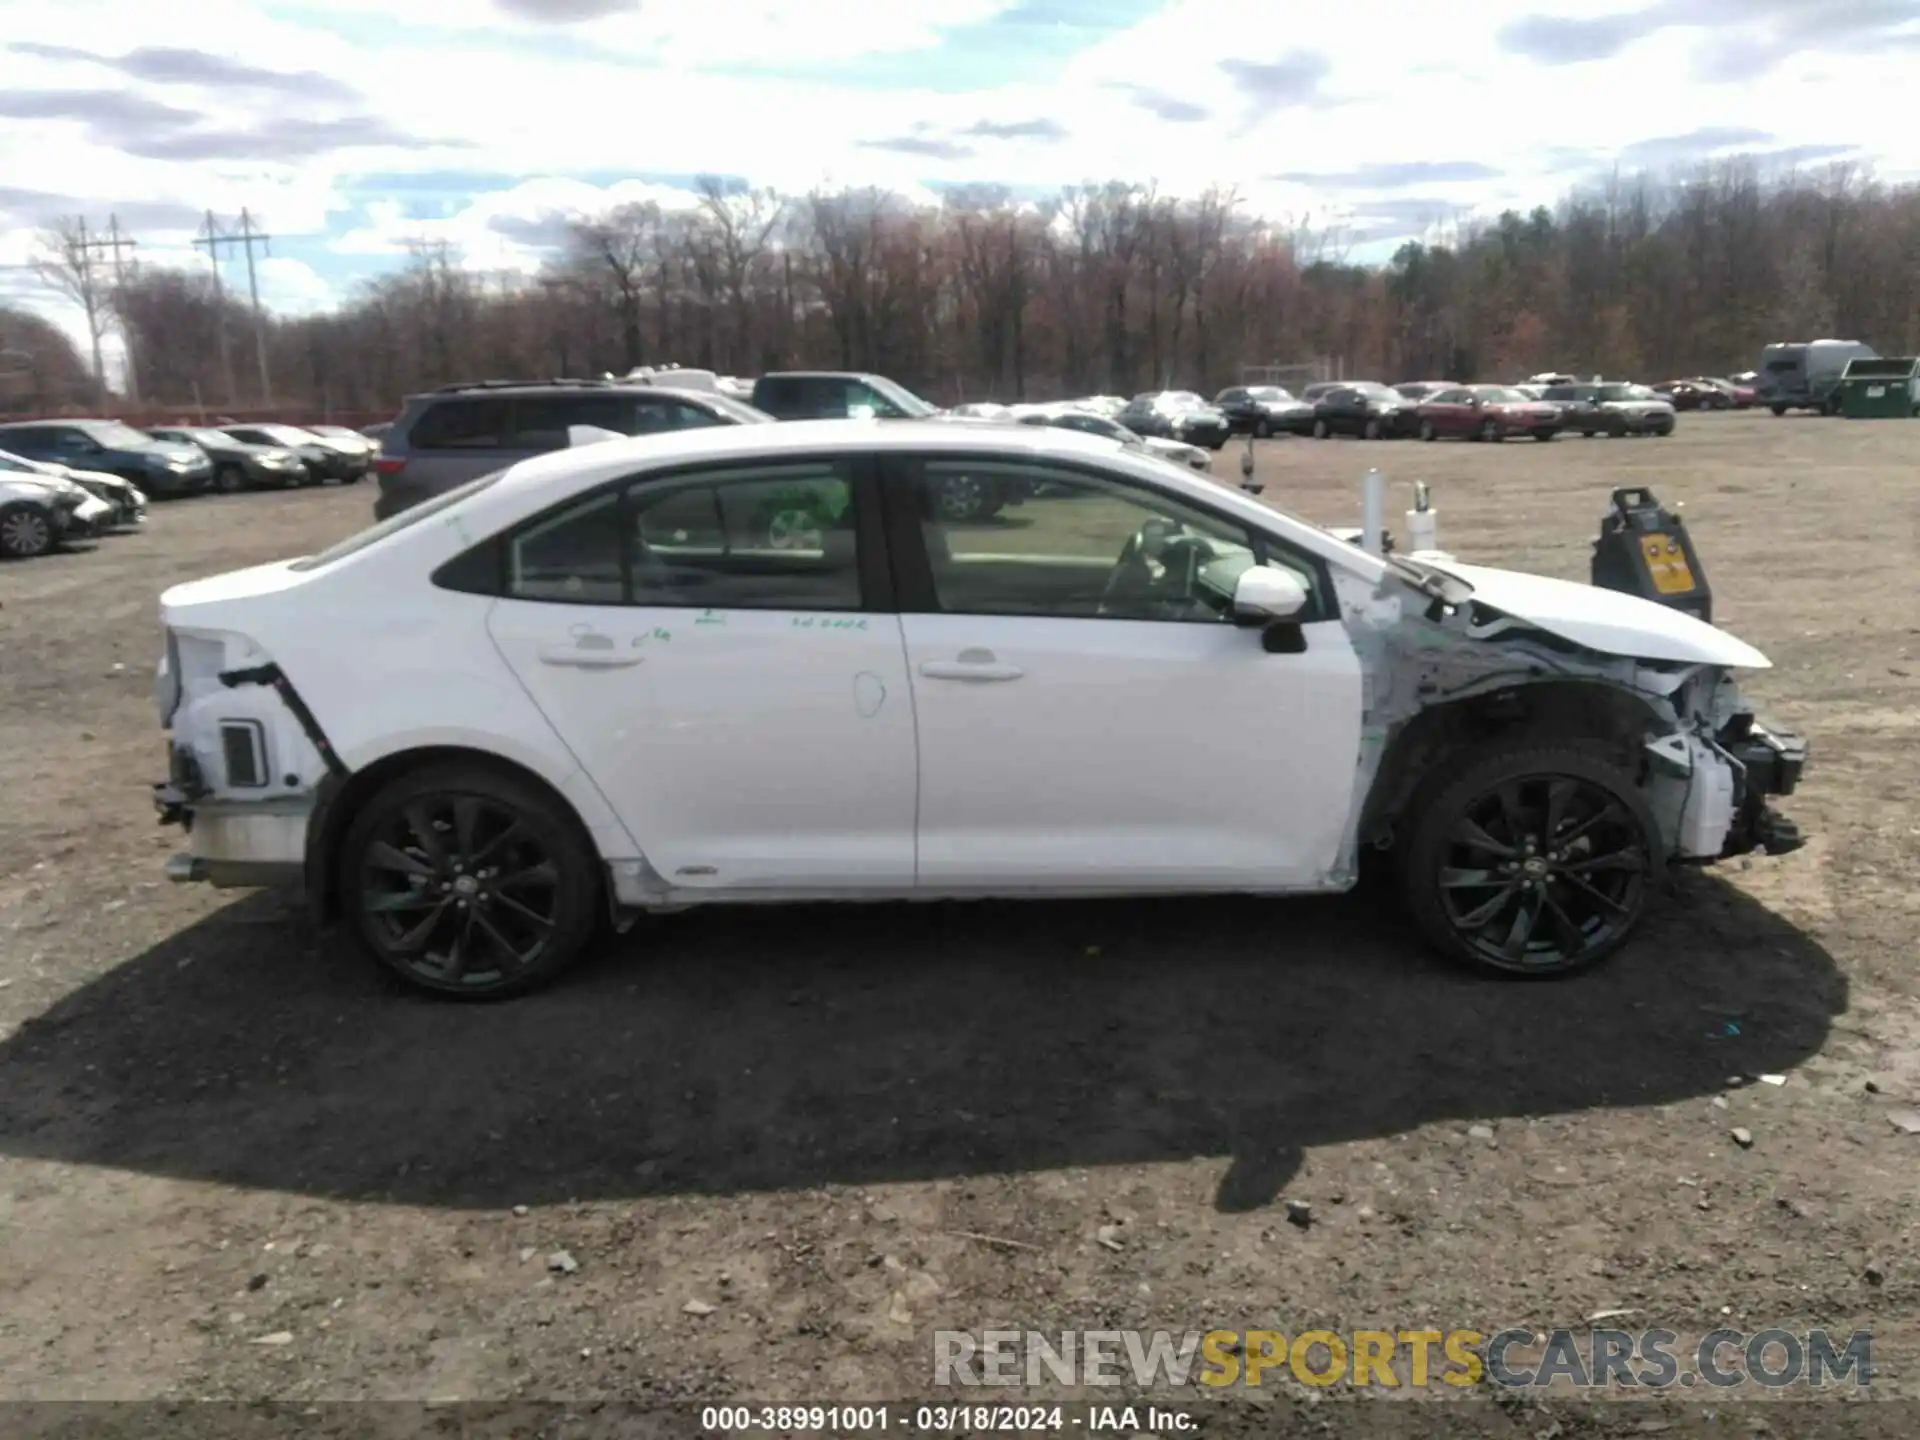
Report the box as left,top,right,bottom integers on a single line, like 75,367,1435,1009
1,413,1917,1430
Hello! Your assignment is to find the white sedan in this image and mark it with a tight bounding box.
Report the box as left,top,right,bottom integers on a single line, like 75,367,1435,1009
151,420,1809,998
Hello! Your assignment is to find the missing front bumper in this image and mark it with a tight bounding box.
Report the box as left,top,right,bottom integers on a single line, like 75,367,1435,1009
1719,720,1809,858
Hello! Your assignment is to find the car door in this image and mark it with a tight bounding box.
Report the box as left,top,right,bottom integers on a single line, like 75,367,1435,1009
484,452,919,891
1423,388,1473,436
881,452,1364,890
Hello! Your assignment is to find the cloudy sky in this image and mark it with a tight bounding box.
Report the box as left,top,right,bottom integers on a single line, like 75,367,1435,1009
2,0,1917,363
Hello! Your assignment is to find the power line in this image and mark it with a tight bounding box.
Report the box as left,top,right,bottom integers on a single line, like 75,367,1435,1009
194,209,276,406
79,215,139,403
193,211,239,407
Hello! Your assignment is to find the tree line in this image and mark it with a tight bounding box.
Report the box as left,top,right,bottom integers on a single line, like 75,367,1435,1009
17,157,1920,416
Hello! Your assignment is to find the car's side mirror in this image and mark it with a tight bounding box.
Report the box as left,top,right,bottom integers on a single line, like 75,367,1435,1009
1232,566,1309,624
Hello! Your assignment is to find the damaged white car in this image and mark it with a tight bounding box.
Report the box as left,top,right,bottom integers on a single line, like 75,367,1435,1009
152,421,1807,998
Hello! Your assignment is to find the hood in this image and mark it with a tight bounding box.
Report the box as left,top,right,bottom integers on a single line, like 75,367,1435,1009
1423,561,1770,668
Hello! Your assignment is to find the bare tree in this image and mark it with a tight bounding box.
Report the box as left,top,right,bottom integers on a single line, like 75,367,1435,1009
32,218,106,387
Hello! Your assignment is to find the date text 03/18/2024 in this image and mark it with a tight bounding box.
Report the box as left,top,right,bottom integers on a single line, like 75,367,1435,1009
699,1403,1195,1434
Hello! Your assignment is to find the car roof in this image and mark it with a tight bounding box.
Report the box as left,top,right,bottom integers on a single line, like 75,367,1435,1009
404,381,731,404
438,418,1374,570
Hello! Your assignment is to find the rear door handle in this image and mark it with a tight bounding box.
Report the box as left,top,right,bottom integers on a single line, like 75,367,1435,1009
538,644,643,669
919,659,1024,682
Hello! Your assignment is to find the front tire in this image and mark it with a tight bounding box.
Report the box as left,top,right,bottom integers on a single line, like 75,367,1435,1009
1255,419,1272,439
1401,746,1660,978
0,503,54,559
1419,419,1437,442
214,463,247,494
1312,419,1331,439
1479,419,1502,443
339,762,601,999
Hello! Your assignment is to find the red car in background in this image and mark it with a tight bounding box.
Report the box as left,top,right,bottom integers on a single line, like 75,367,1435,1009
1654,379,1724,410
1697,376,1756,408
1416,384,1563,442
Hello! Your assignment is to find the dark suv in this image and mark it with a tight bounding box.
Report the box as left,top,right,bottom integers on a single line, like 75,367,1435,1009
373,380,775,518
0,418,213,496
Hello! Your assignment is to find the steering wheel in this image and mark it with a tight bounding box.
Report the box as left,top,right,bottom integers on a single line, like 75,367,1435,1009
1098,518,1212,618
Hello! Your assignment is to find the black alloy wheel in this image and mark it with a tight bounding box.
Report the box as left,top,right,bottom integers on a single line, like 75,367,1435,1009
342,764,599,998
1403,748,1658,977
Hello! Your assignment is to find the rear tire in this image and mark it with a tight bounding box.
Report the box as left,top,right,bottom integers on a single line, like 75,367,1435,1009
1400,745,1661,979
0,503,55,559
338,762,601,999
1769,403,1787,417
214,463,247,494
1419,420,1437,442
1255,419,1272,439
1479,419,1502,443
1313,419,1330,439
1363,417,1382,440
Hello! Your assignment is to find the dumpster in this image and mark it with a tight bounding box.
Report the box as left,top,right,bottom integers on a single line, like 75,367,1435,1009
1837,356,1919,419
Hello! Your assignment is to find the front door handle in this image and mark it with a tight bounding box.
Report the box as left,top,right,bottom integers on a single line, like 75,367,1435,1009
538,644,643,669
919,652,1025,682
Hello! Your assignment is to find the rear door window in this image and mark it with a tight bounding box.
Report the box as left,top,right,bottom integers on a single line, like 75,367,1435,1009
408,398,511,450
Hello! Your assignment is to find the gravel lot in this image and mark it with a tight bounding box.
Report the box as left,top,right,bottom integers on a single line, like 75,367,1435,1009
0,413,1916,1428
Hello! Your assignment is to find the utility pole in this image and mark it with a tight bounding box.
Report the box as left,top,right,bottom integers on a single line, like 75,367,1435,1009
234,208,274,406
194,211,239,407
80,215,140,402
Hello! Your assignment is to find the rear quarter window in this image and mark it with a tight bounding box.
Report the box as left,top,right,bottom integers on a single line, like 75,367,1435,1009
407,398,510,450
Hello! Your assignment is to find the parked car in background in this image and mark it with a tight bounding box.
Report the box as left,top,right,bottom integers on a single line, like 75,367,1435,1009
1653,379,1725,411
1393,381,1452,404
1695,376,1755,408
361,421,393,441
1415,385,1563,442
945,402,1016,420
150,418,1809,998
1075,394,1128,418
374,379,777,519
1755,339,1878,415
1117,392,1232,449
1539,382,1676,436
148,425,309,492
307,424,382,464
1214,385,1314,437
220,423,370,485
1017,405,1211,470
0,418,213,496
1309,382,1413,440
1,448,147,529
0,466,116,556
750,371,940,420
1299,382,1343,405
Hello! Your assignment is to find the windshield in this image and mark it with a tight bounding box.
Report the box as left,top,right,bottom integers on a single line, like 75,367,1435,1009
1596,384,1633,401
1249,386,1295,402
704,394,777,424
289,470,508,572
1473,386,1527,403
867,376,938,418
85,421,159,449
1158,391,1207,409
250,424,321,446
0,449,45,473
176,428,234,447
1352,382,1397,400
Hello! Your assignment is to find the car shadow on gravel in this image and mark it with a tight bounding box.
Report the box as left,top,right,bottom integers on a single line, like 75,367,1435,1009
0,872,1843,1214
